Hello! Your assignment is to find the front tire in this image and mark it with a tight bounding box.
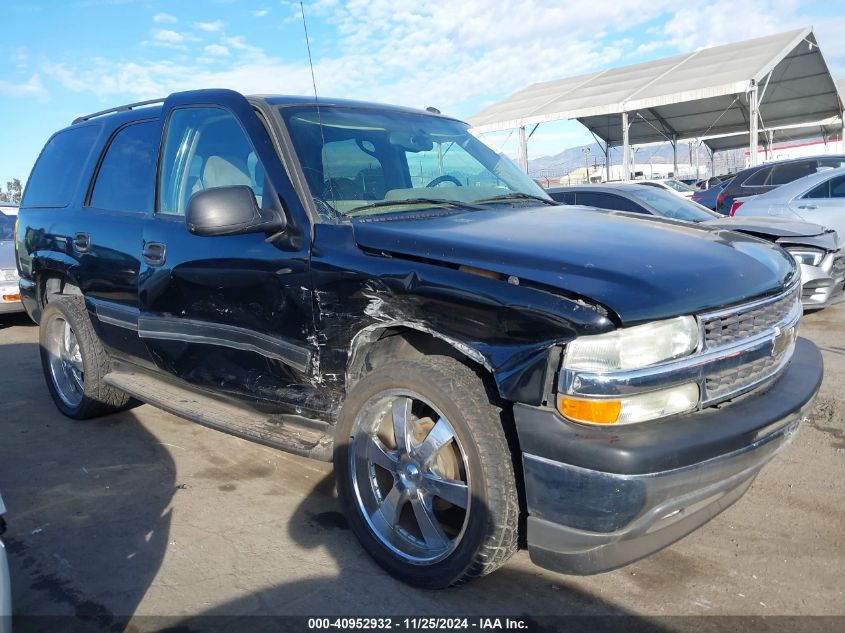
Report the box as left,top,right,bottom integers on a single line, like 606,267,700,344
39,296,130,419
334,356,519,588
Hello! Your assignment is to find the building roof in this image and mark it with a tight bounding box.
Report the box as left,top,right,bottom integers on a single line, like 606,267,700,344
469,28,842,147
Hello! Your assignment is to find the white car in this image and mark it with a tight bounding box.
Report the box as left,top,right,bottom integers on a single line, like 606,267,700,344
0,492,10,633
632,179,696,198
0,212,23,315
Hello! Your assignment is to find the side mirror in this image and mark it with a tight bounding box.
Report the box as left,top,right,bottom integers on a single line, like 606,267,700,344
185,185,286,237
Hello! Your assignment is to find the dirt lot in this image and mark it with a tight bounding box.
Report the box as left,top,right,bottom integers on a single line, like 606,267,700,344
0,305,843,630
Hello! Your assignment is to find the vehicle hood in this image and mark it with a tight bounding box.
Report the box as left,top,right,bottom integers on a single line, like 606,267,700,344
352,205,798,324
702,216,830,239
0,241,16,270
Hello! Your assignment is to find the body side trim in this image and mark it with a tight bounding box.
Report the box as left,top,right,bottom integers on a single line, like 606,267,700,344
136,315,312,372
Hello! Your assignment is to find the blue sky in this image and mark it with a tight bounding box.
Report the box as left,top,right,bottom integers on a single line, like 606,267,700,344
1,0,843,188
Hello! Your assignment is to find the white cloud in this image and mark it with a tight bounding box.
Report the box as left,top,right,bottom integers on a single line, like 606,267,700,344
34,0,845,136
152,12,177,24
204,44,230,57
151,29,186,44
252,8,270,17
195,20,224,32
0,74,46,98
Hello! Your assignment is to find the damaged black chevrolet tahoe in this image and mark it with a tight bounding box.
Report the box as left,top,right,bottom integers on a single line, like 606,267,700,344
16,90,822,588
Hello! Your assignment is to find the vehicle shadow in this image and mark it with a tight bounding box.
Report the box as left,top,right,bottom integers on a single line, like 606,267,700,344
0,313,35,330
0,341,176,632
157,472,670,633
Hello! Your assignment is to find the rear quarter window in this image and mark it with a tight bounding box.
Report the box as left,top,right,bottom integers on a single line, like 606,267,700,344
22,125,100,208
770,161,815,185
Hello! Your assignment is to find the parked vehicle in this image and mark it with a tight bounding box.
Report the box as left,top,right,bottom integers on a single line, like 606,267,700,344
732,167,845,306
0,212,23,314
0,492,10,633
17,90,821,588
632,178,696,198
691,178,731,210
0,203,18,217
547,184,844,309
717,155,845,214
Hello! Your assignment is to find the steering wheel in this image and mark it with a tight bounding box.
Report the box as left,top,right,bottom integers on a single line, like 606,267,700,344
425,175,462,187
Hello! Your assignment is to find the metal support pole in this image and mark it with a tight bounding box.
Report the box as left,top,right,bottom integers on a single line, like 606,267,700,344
622,111,630,182
672,135,678,178
518,126,528,173
606,143,611,182
749,83,759,167
710,150,716,178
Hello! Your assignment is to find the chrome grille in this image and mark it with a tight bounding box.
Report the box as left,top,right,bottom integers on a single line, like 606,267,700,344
705,348,788,401
702,285,800,350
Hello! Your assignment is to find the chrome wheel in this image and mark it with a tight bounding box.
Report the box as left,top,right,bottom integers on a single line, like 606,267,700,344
349,390,471,564
44,314,84,408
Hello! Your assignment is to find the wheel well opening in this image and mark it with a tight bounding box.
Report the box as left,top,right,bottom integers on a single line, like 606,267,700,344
346,326,527,545
39,275,81,307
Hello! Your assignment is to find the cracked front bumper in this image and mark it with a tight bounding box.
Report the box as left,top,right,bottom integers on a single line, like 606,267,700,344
515,337,822,575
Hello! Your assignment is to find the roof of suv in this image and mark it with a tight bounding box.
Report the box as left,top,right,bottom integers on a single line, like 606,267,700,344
69,93,457,129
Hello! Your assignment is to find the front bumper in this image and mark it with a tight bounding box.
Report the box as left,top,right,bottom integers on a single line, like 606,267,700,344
799,257,845,309
516,337,822,575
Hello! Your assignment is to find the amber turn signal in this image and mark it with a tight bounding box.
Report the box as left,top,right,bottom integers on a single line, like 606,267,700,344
557,395,621,425
2,293,20,302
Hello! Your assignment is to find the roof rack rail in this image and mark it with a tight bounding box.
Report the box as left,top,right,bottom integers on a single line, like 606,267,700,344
72,98,165,125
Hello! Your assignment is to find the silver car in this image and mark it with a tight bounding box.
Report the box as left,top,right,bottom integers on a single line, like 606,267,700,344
732,168,845,307
0,492,10,633
0,212,23,315
732,166,845,238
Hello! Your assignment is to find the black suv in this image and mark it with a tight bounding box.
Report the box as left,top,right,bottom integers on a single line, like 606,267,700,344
15,90,821,588
718,155,845,214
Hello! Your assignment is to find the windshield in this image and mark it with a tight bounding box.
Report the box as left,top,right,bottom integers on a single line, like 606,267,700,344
628,187,718,222
279,106,550,218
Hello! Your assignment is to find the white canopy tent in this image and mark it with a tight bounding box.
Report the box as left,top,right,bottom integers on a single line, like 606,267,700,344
469,27,842,180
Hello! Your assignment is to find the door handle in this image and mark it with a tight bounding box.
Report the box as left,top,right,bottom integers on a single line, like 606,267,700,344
142,242,166,266
797,205,817,210
72,233,90,253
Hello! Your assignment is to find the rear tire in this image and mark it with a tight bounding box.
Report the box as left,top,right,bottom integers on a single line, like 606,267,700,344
334,356,519,588
39,296,131,419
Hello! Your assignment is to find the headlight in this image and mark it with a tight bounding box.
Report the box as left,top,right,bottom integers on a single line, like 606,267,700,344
558,383,700,425
0,268,19,282
788,248,824,267
563,316,699,372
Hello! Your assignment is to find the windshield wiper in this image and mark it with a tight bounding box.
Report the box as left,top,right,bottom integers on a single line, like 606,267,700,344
473,192,558,206
344,198,485,216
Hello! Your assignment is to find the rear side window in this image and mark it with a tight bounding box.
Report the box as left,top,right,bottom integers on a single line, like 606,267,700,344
806,175,845,199
741,167,772,187
90,121,159,212
549,191,576,205
23,125,100,207
770,161,814,185
575,192,643,212
831,175,845,198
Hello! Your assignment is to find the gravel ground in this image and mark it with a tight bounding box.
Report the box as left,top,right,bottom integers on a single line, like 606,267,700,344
0,304,843,630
